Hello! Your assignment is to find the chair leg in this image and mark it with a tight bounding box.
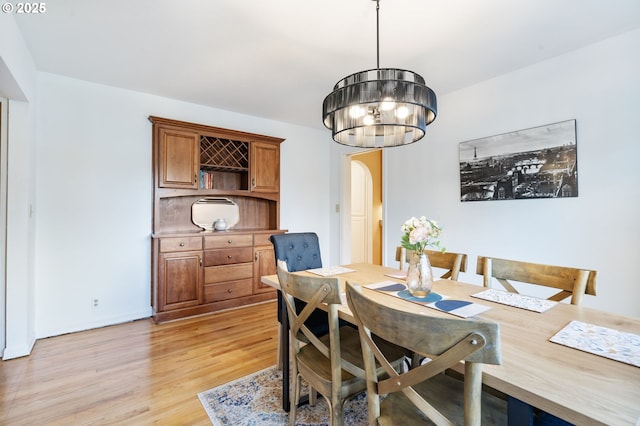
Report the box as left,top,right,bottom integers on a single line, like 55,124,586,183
330,398,344,426
411,352,422,368
289,373,300,426
309,386,317,406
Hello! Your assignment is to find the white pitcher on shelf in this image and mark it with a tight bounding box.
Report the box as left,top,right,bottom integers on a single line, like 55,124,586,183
213,218,228,231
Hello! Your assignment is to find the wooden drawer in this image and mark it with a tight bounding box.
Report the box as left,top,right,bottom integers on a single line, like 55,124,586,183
159,236,202,252
204,234,253,249
204,279,253,303
253,232,282,247
204,247,253,266
204,263,253,284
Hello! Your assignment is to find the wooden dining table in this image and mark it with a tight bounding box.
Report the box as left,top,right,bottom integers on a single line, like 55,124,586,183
261,263,640,426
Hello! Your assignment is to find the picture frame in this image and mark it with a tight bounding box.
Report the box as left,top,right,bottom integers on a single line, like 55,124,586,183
459,119,578,202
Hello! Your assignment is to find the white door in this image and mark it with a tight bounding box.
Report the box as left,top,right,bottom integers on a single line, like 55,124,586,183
351,160,372,263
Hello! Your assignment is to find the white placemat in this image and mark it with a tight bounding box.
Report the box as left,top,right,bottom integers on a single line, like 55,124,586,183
472,288,557,313
384,271,407,279
307,266,356,277
550,320,640,368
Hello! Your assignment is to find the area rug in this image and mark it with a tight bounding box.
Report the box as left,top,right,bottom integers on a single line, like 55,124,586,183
198,366,369,425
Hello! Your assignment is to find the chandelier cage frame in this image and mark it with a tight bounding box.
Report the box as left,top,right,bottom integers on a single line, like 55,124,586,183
321,0,437,148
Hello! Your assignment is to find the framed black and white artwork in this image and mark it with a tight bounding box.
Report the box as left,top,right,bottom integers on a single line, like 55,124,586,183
459,119,578,202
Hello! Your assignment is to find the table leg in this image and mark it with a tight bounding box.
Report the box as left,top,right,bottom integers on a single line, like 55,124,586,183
508,396,534,426
278,290,291,412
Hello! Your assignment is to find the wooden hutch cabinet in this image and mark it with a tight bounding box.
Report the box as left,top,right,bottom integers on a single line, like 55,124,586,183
149,116,285,323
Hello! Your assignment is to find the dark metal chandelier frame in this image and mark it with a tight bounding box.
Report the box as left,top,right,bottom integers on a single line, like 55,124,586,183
322,0,437,148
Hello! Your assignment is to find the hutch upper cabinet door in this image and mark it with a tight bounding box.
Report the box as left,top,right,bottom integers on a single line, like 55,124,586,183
158,127,199,189
250,141,280,193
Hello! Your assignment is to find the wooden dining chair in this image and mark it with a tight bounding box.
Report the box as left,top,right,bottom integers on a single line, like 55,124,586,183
396,247,468,280
276,260,406,426
397,248,469,367
476,256,597,305
345,282,507,426
477,257,594,426
270,232,329,370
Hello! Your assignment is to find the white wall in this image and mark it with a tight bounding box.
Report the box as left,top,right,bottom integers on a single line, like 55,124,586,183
382,29,640,317
8,19,640,350
34,73,331,338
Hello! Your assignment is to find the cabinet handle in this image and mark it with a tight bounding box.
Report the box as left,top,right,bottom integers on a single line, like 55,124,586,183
194,174,197,183
255,252,258,261
252,178,256,187
199,257,202,267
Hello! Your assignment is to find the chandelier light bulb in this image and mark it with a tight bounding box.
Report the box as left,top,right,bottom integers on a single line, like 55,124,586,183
349,105,366,119
363,114,375,126
395,105,409,119
380,98,396,111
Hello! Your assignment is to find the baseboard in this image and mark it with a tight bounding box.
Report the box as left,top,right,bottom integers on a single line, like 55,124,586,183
2,337,36,360
35,307,153,340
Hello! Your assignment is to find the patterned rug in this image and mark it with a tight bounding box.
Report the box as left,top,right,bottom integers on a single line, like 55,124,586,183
198,366,369,425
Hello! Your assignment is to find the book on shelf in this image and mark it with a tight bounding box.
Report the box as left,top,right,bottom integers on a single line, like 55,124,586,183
200,170,214,189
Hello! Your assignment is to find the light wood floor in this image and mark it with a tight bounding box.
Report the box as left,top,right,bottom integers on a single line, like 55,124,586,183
0,300,279,425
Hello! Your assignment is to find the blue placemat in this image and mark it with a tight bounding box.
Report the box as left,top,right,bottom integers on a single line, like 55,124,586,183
372,283,407,292
397,290,442,303
425,298,492,318
435,299,472,311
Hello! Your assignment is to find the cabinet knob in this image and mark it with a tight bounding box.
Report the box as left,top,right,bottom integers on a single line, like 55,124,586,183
227,289,232,293
179,242,185,247
227,255,232,259
227,240,232,244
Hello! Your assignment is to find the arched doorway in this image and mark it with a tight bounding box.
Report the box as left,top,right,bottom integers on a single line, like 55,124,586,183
350,160,372,263
347,150,383,265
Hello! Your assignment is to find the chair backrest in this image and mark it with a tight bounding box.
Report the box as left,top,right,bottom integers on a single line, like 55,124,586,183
276,260,362,379
476,256,597,306
395,247,412,270
270,232,322,272
345,282,501,425
271,232,329,336
395,247,468,280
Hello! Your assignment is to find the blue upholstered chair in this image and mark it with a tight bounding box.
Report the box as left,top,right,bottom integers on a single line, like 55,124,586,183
270,232,330,337
270,232,323,273
269,232,332,409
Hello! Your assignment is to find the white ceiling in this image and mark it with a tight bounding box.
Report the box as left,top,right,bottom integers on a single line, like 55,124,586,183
14,0,640,130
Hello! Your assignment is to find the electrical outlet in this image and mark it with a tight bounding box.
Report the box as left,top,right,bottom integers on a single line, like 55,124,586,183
92,298,99,309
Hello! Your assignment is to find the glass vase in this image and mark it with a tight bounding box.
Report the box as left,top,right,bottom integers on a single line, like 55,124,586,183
406,252,434,297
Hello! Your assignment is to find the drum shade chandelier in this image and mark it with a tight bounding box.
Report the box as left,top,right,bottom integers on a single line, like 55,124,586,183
322,0,437,148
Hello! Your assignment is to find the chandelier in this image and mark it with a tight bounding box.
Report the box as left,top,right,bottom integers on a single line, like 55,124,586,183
322,0,437,148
